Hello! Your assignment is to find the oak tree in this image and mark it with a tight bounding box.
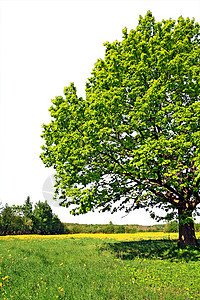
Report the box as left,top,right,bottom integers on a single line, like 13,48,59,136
40,12,200,246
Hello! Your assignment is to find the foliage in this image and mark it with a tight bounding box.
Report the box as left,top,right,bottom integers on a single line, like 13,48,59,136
1,234,200,299
114,225,126,233
64,223,165,234
0,199,64,235
51,215,65,234
164,221,179,233
40,10,200,244
1,204,15,234
22,196,33,219
102,221,115,233
2,200,199,235
33,200,55,234
195,222,200,232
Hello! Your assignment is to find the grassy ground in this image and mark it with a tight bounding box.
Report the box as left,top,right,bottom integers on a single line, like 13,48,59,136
0,233,200,299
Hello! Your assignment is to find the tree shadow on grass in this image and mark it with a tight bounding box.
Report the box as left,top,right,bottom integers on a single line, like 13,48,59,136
104,239,200,261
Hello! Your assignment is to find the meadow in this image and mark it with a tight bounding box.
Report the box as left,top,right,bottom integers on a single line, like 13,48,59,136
0,232,200,299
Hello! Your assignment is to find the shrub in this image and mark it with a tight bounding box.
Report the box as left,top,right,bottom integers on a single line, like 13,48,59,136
164,221,179,233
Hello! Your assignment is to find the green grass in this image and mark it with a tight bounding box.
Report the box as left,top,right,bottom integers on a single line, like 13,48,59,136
0,235,200,299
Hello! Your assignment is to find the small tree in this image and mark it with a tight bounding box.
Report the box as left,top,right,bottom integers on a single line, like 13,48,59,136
41,12,200,246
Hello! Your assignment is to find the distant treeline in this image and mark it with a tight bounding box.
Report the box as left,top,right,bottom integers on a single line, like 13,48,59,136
64,222,164,234
63,221,200,234
1,198,200,235
64,221,200,234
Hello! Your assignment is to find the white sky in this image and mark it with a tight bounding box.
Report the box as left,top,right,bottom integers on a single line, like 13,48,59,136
0,0,200,225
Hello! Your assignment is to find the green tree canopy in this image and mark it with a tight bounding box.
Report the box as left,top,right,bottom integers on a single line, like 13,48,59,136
40,12,200,245
1,204,15,234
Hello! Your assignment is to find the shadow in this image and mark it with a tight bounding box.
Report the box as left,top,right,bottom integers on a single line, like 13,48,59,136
103,239,200,261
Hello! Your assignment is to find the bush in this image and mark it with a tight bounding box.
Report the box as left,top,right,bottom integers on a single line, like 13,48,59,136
114,225,126,233
164,221,178,233
102,222,115,234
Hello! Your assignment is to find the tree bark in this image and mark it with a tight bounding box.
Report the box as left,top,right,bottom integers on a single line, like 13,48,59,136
178,209,198,247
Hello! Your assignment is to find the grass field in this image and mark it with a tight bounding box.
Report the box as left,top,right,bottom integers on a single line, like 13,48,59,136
0,232,200,299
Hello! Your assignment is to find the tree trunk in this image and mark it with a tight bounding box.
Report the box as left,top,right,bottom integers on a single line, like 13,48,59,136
178,209,198,247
